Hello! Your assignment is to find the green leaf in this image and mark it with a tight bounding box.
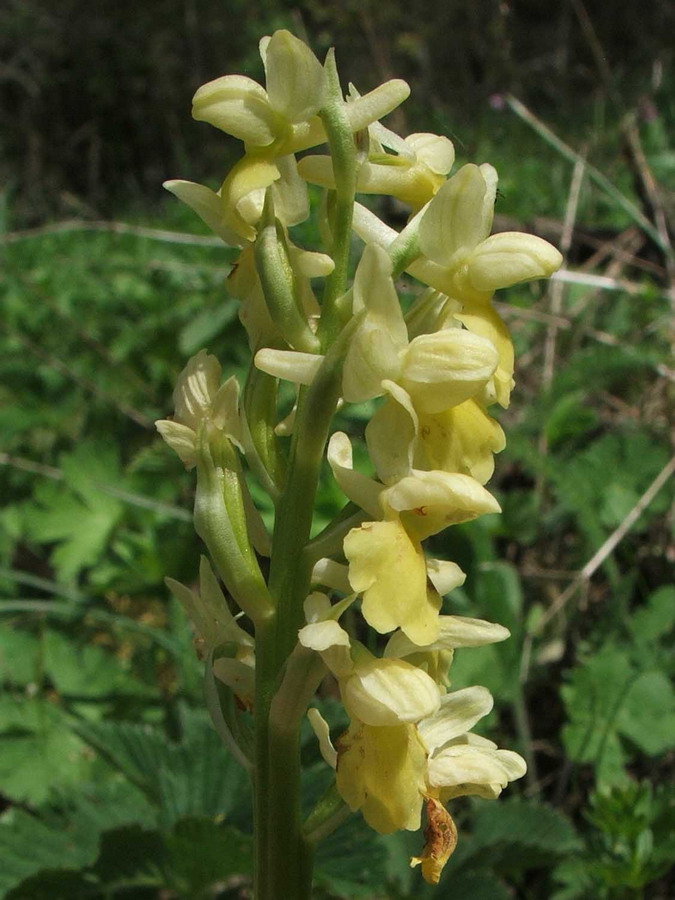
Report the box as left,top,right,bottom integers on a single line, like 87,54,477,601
0,808,97,897
599,481,639,529
43,628,156,701
72,708,250,827
22,443,125,581
0,697,93,805
545,390,599,449
166,817,253,892
314,814,389,898
470,798,580,860
629,587,675,648
617,670,675,756
0,628,40,687
71,718,174,804
562,643,675,784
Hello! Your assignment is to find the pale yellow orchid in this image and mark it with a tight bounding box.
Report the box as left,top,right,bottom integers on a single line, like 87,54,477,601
366,379,506,485
351,165,562,406
301,616,524,873
299,117,455,211
172,31,410,243
299,616,440,833
164,152,310,246
326,432,500,645
155,350,243,470
254,243,499,412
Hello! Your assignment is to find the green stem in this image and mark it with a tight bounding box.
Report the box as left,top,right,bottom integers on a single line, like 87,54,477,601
318,49,357,347
252,51,359,897
253,346,347,899
303,502,366,564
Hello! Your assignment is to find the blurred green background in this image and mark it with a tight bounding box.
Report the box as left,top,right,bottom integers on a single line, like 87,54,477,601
1,1,674,898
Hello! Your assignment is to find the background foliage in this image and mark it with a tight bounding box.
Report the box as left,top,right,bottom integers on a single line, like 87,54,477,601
1,1,673,897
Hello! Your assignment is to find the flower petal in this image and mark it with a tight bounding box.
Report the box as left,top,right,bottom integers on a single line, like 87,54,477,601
327,432,383,519
172,350,221,428
416,399,505,483
425,560,467,596
336,721,426,833
308,708,337,769
344,519,440,644
155,420,197,469
428,744,527,794
365,381,417,484
192,75,277,146
298,620,353,678
262,30,326,123
407,133,455,175
343,658,441,726
385,615,508,660
468,232,563,292
400,329,499,413
418,164,494,268
345,80,411,133
383,471,501,540
454,304,514,409
254,348,324,385
343,244,407,402
418,686,494,753
163,180,243,247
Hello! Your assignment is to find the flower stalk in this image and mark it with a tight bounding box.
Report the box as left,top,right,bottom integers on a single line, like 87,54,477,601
156,28,562,898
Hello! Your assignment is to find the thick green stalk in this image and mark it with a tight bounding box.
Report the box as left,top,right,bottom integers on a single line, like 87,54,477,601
253,344,349,899
317,49,357,347
252,52,358,896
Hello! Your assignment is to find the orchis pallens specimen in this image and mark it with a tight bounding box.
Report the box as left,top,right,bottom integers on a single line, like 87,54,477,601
157,29,561,898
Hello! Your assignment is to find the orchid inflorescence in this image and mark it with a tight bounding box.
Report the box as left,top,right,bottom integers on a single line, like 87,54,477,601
156,30,561,894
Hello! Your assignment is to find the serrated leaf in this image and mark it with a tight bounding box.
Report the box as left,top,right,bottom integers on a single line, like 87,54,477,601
470,799,580,856
0,808,97,897
23,443,125,582
0,698,93,805
71,719,172,804
43,629,156,701
314,814,389,898
166,817,253,892
562,643,675,784
72,709,249,827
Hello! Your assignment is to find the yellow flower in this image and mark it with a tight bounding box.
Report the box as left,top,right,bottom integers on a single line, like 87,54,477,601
173,31,409,244
254,243,500,416
366,380,506,485
326,432,500,644
191,31,327,152
155,350,242,469
299,617,440,832
299,120,455,210
352,166,562,406
302,617,524,863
